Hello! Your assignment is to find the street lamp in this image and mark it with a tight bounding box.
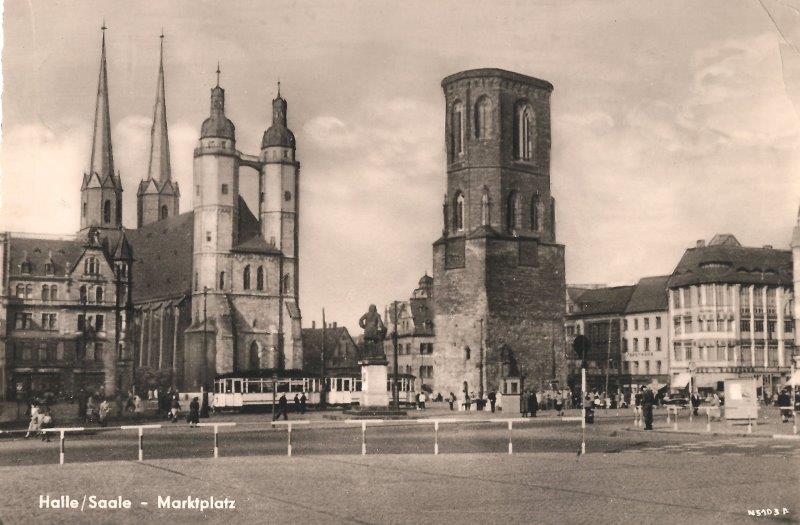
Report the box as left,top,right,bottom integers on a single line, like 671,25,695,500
391,301,400,409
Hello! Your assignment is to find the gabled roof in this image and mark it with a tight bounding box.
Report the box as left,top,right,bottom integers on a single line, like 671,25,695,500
126,211,194,303
625,275,670,314
302,326,360,374
668,236,792,288
571,285,636,317
7,236,84,278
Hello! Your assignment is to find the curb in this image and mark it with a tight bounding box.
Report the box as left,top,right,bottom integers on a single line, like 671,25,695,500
623,427,774,439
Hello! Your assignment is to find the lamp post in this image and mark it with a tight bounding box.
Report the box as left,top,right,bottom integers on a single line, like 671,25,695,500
478,318,484,400
272,372,277,421
391,301,400,408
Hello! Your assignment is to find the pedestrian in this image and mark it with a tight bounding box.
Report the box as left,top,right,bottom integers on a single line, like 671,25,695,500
170,396,181,423
520,389,529,417
274,393,289,420
133,394,143,419
420,391,427,410
40,410,53,442
464,392,472,412
488,390,497,413
642,385,655,430
300,392,307,414
415,391,422,411
529,390,538,417
76,388,87,422
294,393,300,413
24,401,41,438
448,392,456,411
691,390,701,417
555,393,564,416
99,397,111,427
187,397,200,428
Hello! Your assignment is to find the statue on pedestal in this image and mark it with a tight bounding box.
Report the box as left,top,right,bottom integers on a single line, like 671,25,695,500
359,304,387,363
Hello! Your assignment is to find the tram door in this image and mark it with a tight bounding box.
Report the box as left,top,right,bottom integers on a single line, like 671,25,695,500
233,379,243,406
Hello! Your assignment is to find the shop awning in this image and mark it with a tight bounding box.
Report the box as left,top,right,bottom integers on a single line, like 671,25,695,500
788,370,800,387
671,372,691,389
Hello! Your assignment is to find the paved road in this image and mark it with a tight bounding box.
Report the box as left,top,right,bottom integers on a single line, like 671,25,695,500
2,416,798,467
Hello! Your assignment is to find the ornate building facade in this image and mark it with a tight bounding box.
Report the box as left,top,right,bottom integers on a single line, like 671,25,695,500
0,30,303,400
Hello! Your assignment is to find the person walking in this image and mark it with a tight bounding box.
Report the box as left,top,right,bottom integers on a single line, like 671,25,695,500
520,389,529,417
419,391,427,410
488,390,497,413
448,392,456,411
99,398,111,427
169,396,181,423
300,392,307,414
274,393,289,421
463,392,472,412
642,385,655,430
778,388,792,423
293,393,300,413
187,397,200,428
691,390,702,417
24,401,40,438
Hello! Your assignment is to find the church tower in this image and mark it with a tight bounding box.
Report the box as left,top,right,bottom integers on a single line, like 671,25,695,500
80,26,123,233
432,69,566,397
185,68,240,390
137,34,180,227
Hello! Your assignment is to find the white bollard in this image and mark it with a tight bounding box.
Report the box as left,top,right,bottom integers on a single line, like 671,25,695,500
507,420,513,455
121,425,161,462
59,430,65,466
706,411,711,433
198,422,235,458
287,423,293,457
434,421,439,455
361,421,366,456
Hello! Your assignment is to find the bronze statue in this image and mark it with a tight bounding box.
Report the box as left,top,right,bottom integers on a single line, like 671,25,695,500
359,304,387,359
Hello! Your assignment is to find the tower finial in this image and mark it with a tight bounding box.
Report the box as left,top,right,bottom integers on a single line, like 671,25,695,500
277,79,281,97
101,19,107,33
216,62,221,87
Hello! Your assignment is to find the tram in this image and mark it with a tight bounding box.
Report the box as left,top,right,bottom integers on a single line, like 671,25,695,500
211,370,417,410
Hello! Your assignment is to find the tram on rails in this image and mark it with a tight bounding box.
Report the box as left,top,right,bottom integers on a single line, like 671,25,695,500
211,370,417,410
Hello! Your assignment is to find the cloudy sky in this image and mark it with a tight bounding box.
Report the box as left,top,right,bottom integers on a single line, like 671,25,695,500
3,0,800,331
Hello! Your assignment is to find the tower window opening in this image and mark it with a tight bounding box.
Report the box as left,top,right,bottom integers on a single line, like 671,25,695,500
194,272,198,291
506,191,518,232
82,202,87,218
103,200,111,223
531,194,540,230
284,191,291,202
243,265,251,290
481,188,490,226
160,205,168,220
453,192,465,231
256,266,264,291
221,184,229,195
514,102,535,160
474,96,492,139
451,100,464,158
249,341,260,369
219,271,225,290
116,197,122,223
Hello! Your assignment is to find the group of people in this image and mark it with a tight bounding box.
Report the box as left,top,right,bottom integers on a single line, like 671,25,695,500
23,400,54,441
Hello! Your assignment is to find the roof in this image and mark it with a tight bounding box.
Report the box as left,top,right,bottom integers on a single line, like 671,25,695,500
571,286,636,317
126,211,194,303
262,125,295,149
668,236,792,288
567,286,591,302
301,326,360,374
441,68,554,92
7,236,84,278
625,275,670,314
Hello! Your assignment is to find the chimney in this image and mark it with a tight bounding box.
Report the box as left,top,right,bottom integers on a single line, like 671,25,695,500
763,244,773,249
695,240,705,248
311,320,316,329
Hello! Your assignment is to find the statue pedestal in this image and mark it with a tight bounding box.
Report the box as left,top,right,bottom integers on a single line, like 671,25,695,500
359,357,389,408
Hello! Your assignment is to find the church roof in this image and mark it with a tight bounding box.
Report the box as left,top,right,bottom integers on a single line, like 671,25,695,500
126,211,194,303
88,29,119,187
262,125,295,149
145,35,172,184
7,236,84,277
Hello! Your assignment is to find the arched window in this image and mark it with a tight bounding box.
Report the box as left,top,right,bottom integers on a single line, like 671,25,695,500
95,286,104,303
474,96,492,139
249,341,260,370
481,188,490,226
506,191,518,232
219,271,225,290
25,284,32,299
44,262,53,275
15,284,24,298
160,205,168,220
50,286,58,301
453,192,465,231
82,202,87,218
103,200,111,223
194,272,198,291
79,285,87,303
531,194,540,230
243,265,251,290
451,100,464,158
281,274,291,295
514,102,535,160
42,285,49,301
256,266,264,291
20,260,32,274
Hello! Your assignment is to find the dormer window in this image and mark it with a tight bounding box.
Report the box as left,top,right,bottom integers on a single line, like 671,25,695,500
20,260,32,274
44,262,54,275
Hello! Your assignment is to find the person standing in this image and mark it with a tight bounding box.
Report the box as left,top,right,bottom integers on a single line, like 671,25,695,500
300,392,307,414
691,390,702,417
187,397,200,428
520,390,529,417
642,385,655,430
464,392,472,412
419,391,427,410
24,401,40,438
488,390,497,413
529,390,538,417
99,398,111,427
778,388,792,423
293,393,300,413
448,392,456,411
170,396,181,423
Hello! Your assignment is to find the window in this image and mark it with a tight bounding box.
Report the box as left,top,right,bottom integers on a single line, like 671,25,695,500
15,312,32,330
249,341,260,369
622,338,628,353
644,361,650,374
633,338,638,352
453,192,464,231
656,337,661,352
95,287,104,303
221,184,229,195
160,205,168,220
219,272,225,290
531,194,540,230
78,314,85,331
80,285,88,303
15,284,24,298
644,318,650,330
673,344,682,361
644,338,650,351
506,191,518,232
50,285,58,301
243,265,251,290
514,102,534,160
419,366,434,379
260,192,264,203
257,266,264,291
95,315,104,331
284,191,291,202
95,342,104,362
474,96,492,139
740,320,750,332
194,272,198,292
656,360,662,373
82,202,87,217
785,320,794,333
44,262,54,275
451,100,464,157
767,321,776,335
634,318,639,330
656,317,661,329
41,313,56,330
42,285,50,301
754,320,764,332
206,231,212,242
420,343,433,355
103,200,111,223
25,284,32,299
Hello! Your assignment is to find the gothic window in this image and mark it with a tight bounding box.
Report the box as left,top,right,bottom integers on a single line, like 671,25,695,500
79,285,88,303
41,285,49,301
50,285,58,301
96,314,104,331
15,284,24,298
221,184,229,195
116,196,122,223
451,100,464,158
256,266,264,291
481,188,490,226
103,200,111,223
506,191,518,232
249,341,260,369
95,286,104,303
160,205,168,220
219,271,225,290
514,102,535,160
282,274,290,295
82,202,87,218
243,265,251,290
453,192,465,231
531,194,540,230
474,96,492,139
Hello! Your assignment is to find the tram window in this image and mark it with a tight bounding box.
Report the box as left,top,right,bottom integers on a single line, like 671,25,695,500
355,380,362,391
342,379,350,391
278,380,289,392
225,380,232,394
233,380,242,394
325,378,331,391
291,381,303,392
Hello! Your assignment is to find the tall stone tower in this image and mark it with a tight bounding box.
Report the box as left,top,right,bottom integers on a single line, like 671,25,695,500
791,207,800,363
432,68,566,396
186,71,241,389
137,34,180,227
80,28,123,232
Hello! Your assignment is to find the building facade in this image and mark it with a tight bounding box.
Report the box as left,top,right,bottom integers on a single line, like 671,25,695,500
432,69,567,397
0,31,304,400
622,275,670,389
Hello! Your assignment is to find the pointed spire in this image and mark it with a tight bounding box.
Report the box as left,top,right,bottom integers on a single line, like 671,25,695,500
89,22,115,181
216,62,221,87
146,31,172,182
